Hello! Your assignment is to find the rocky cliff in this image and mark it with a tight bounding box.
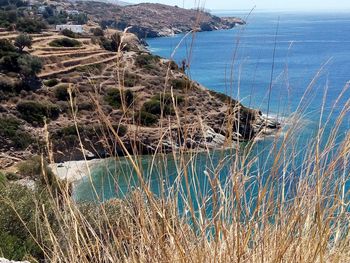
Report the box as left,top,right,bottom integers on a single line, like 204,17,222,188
75,2,245,38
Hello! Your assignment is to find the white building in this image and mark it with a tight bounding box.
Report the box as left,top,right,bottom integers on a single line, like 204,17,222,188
56,25,84,33
66,10,80,15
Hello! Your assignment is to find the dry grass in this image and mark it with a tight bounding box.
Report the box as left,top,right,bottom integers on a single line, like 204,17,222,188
1,7,350,263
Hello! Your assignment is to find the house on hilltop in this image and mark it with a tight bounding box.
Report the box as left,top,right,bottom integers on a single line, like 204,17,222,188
56,24,84,33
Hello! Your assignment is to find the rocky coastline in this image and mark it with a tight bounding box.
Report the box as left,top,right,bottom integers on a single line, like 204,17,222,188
75,2,246,38
0,1,280,172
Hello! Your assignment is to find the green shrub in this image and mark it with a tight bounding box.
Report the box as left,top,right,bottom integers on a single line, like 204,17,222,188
16,18,47,33
17,54,43,76
142,99,168,115
168,60,178,70
104,88,134,108
137,111,158,126
99,33,121,52
17,156,53,180
49,38,81,47
0,39,42,77
172,78,192,90
135,53,160,68
91,27,104,36
0,180,60,261
5,172,18,181
69,13,88,24
123,72,139,87
208,90,238,105
45,11,68,25
61,28,76,38
152,93,184,105
0,172,6,187
111,124,128,137
0,185,44,261
141,93,183,116
14,33,32,51
54,84,72,101
16,100,60,126
76,63,102,74
0,116,33,149
78,101,94,111
44,78,59,87
0,75,18,93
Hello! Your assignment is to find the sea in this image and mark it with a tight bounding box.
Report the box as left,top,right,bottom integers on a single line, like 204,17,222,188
74,11,350,202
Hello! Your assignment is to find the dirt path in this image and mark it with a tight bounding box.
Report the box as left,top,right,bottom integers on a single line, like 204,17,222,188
39,54,120,78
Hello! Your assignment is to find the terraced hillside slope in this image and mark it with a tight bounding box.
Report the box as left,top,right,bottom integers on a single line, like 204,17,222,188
0,27,280,169
0,0,279,169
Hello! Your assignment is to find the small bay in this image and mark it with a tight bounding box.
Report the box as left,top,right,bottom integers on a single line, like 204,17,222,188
75,11,350,202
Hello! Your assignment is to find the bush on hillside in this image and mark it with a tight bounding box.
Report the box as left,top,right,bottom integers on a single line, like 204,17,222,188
137,111,158,126
54,84,74,101
123,72,139,87
45,11,68,25
0,39,42,77
0,159,63,261
0,75,19,93
16,18,47,33
91,27,104,36
99,33,121,52
61,28,76,38
49,38,81,47
152,93,184,105
135,53,160,68
17,156,55,182
14,33,32,51
44,78,59,87
69,13,88,24
0,172,6,187
16,101,60,126
17,54,43,76
0,39,20,72
0,185,44,261
104,88,134,109
0,116,33,149
141,93,183,116
172,78,192,90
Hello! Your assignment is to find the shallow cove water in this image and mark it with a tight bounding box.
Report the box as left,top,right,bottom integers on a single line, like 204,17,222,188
74,11,350,202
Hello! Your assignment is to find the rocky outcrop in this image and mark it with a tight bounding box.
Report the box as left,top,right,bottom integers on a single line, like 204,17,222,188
76,2,245,38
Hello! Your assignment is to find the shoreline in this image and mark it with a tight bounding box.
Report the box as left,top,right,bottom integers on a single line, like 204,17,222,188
49,125,284,185
49,159,106,183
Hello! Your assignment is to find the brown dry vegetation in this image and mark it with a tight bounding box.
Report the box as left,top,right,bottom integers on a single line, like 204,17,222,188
0,28,277,166
2,3,349,263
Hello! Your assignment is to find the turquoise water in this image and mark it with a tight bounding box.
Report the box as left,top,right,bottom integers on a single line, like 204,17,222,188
75,12,350,202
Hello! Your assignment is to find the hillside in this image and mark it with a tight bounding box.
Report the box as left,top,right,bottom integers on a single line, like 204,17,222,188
0,0,277,170
75,2,246,37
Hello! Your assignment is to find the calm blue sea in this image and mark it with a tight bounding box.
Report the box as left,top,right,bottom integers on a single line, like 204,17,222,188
75,12,350,202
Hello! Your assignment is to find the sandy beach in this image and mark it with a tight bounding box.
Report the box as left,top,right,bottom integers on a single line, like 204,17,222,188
49,159,107,183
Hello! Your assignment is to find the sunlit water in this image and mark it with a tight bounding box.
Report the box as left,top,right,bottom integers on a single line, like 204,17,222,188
75,12,350,202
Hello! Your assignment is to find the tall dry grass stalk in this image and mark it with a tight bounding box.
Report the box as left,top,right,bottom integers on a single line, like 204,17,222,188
2,8,350,263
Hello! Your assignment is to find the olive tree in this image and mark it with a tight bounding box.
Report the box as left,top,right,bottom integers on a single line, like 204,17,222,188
14,33,32,51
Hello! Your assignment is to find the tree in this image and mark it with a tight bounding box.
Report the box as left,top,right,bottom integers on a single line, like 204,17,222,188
92,27,104,36
100,33,121,52
17,54,42,76
16,18,46,33
14,33,32,51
